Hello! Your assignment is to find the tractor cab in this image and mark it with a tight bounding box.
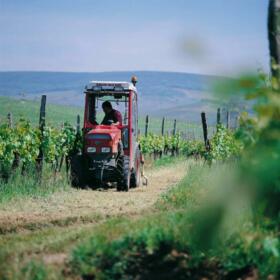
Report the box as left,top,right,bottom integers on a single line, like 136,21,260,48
70,78,142,191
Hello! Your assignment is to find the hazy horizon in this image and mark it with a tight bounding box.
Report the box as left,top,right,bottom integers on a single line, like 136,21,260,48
0,69,235,78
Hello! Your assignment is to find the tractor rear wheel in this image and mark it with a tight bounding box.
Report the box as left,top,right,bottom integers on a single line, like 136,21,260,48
117,156,130,192
70,154,87,188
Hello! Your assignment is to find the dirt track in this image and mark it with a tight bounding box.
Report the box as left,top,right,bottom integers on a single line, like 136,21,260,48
0,161,187,234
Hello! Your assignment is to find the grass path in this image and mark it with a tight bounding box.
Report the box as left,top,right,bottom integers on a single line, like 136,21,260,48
0,161,186,234
0,160,188,278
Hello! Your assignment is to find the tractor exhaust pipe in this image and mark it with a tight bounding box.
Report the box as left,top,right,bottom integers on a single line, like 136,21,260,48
131,76,138,86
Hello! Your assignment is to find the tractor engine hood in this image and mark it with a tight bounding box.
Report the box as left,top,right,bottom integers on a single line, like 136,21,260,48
85,125,122,154
87,125,121,140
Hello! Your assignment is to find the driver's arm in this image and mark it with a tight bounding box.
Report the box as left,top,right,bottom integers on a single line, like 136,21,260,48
112,121,120,126
114,110,122,125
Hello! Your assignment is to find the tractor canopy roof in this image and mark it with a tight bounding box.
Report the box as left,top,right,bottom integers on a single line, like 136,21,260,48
84,81,137,95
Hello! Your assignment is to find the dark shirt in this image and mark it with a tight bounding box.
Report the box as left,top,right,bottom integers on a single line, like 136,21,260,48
101,109,122,125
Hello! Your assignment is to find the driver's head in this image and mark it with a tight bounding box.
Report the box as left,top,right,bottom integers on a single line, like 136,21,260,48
102,101,113,114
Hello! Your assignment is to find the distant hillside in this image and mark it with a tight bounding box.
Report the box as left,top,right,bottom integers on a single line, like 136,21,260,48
0,96,83,126
0,71,236,124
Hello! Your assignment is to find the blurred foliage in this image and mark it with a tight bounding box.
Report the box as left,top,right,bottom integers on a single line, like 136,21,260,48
213,71,280,221
20,261,47,280
234,74,280,222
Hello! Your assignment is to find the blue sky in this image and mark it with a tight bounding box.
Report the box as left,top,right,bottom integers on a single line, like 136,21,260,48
0,0,269,76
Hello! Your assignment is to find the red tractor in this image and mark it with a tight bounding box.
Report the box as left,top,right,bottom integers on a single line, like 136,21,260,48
70,77,143,191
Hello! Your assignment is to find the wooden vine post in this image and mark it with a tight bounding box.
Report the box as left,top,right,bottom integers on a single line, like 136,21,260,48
171,119,177,156
226,110,230,129
7,112,20,170
161,117,165,136
201,112,210,152
172,119,177,136
216,107,221,131
145,115,149,137
7,112,13,128
76,114,81,134
36,95,46,176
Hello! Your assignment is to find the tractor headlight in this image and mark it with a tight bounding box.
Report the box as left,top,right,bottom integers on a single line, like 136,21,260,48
87,147,96,153
101,147,111,153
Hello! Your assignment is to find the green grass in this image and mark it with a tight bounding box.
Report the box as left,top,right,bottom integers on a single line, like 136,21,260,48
153,155,186,167
0,166,70,204
0,96,83,126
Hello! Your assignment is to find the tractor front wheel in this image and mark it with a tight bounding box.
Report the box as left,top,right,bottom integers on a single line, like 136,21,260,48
117,156,130,192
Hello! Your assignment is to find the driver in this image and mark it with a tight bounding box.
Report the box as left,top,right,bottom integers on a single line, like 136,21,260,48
101,101,122,125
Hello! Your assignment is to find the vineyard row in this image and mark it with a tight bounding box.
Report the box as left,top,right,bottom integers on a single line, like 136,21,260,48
0,96,238,178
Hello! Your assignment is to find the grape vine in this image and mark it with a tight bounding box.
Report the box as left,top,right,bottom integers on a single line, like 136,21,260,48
0,118,242,179
0,120,77,175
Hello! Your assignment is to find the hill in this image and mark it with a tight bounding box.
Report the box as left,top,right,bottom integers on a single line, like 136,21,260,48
0,71,232,124
0,96,82,126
